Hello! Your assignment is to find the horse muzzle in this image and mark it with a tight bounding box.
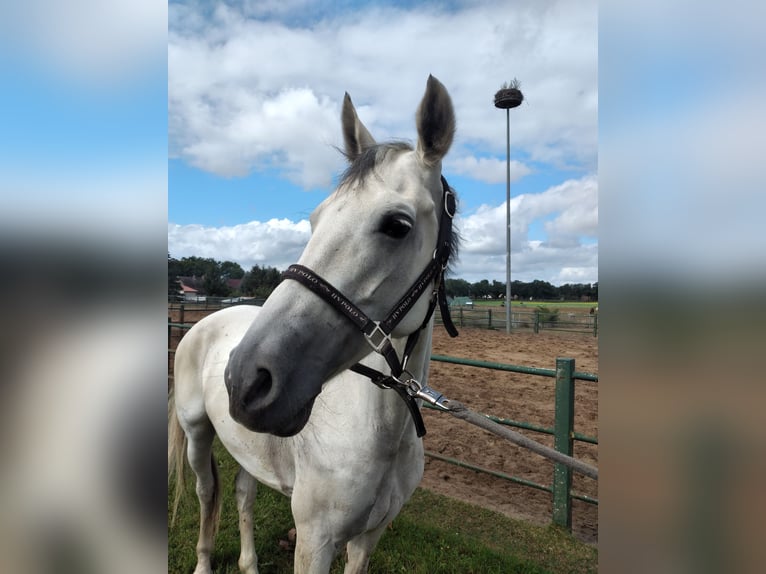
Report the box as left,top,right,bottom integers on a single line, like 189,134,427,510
224,352,316,437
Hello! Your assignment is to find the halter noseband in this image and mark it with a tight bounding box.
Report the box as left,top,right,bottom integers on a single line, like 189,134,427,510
281,176,459,436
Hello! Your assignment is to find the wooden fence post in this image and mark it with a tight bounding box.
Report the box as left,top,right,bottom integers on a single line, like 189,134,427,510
552,357,575,530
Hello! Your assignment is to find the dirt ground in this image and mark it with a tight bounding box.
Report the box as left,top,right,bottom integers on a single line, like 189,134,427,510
169,306,599,543
422,326,599,544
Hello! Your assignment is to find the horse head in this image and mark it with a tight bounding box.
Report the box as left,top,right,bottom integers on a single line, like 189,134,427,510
225,75,455,436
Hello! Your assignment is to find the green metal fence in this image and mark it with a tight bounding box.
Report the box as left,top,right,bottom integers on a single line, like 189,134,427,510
438,306,598,336
168,319,598,532
427,354,598,530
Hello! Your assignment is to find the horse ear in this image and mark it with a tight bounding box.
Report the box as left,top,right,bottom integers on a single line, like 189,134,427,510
342,93,376,161
416,75,455,166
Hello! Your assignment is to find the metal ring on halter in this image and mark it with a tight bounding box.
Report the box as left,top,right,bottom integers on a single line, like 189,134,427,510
444,189,456,219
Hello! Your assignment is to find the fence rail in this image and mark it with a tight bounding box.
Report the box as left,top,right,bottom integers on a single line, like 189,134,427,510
169,299,598,336
169,297,266,310
438,306,598,336
167,315,598,532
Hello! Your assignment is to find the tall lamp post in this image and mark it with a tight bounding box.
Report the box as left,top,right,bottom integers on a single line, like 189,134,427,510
494,79,523,333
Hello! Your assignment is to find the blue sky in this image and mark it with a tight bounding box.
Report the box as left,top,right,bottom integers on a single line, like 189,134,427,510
1,0,167,243
168,0,598,285
1,59,166,170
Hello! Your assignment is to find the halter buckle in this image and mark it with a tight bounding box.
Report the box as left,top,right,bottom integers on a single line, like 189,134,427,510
364,322,393,354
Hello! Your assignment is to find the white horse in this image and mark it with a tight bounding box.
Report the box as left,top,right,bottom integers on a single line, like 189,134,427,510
169,75,457,574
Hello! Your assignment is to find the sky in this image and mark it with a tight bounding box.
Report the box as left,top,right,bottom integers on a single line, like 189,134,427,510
168,0,598,286
0,0,168,248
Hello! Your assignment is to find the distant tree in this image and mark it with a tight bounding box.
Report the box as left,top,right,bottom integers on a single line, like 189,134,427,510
241,264,282,298
220,260,245,280
171,256,232,297
176,256,217,278
472,279,491,298
511,280,530,300
529,279,556,300
491,280,505,298
444,278,471,298
204,271,230,297
168,254,182,299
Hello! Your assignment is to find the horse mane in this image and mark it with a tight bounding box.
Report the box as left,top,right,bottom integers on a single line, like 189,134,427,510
442,178,461,273
338,141,460,270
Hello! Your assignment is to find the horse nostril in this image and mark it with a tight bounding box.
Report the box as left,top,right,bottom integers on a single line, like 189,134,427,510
242,368,273,406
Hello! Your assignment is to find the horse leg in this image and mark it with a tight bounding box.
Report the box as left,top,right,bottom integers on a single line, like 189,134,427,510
292,529,338,574
234,466,259,574
343,524,389,574
291,495,339,574
185,424,221,574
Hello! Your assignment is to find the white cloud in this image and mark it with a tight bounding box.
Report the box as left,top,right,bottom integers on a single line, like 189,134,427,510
173,86,341,186
453,175,598,284
1,0,166,87
447,156,531,184
169,175,597,285
169,0,597,186
168,219,311,271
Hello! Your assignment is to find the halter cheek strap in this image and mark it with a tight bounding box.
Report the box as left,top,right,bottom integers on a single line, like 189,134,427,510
281,176,459,437
280,263,409,375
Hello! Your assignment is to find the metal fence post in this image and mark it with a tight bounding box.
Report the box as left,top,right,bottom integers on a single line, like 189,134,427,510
487,309,492,329
552,357,575,530
534,311,539,334
593,313,598,337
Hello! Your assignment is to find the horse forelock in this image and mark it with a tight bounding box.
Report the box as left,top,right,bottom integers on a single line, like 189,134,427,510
338,141,413,190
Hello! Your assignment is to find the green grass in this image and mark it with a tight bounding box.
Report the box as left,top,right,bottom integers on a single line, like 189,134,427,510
169,441,596,573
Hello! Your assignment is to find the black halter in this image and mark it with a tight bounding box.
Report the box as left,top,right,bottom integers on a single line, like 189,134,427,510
281,176,459,436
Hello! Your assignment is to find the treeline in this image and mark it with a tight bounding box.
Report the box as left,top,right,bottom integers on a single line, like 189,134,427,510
168,255,281,298
445,278,598,302
169,255,597,302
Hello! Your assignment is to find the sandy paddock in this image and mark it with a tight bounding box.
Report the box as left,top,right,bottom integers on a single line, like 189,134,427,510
422,325,598,543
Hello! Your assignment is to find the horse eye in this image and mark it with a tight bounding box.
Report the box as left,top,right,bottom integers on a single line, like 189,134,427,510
380,215,413,239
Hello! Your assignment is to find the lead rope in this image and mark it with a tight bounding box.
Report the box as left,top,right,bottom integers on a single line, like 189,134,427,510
441,400,599,479
350,363,598,478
